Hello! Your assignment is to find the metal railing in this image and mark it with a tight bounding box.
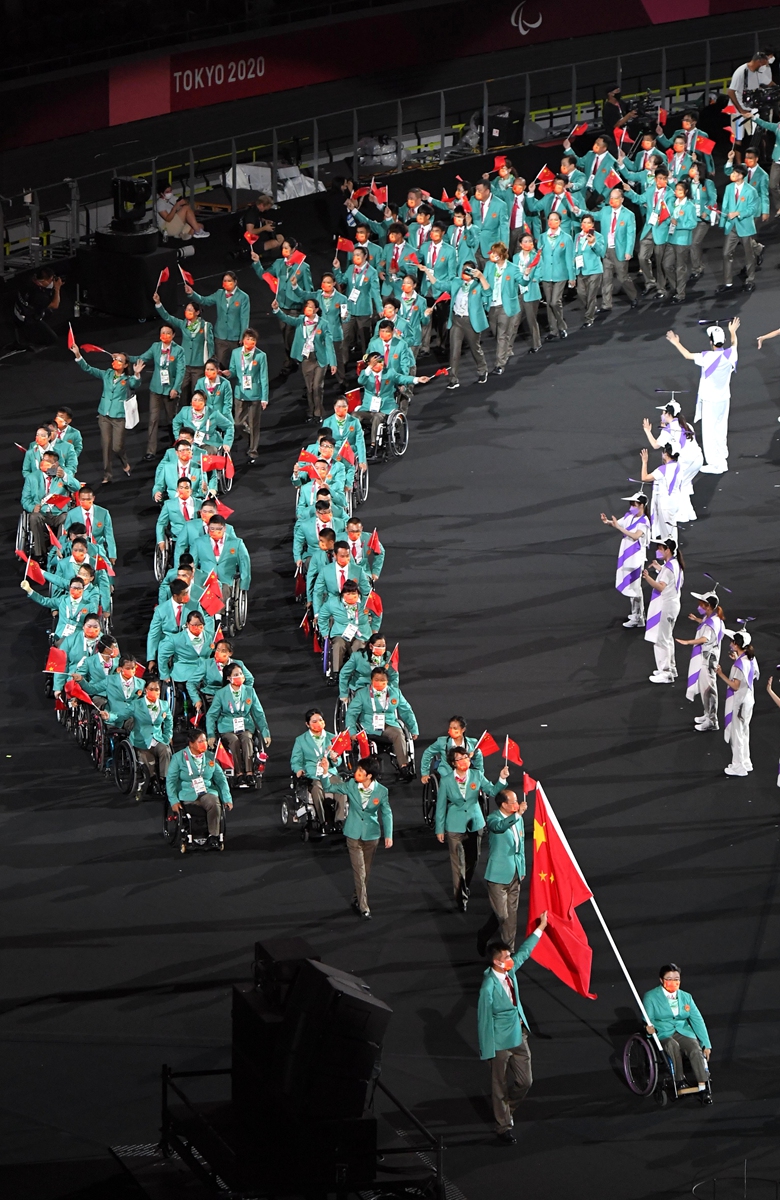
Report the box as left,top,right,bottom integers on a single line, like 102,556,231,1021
2,23,779,277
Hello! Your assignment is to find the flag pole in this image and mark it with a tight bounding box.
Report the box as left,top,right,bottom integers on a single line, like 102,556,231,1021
538,785,663,1050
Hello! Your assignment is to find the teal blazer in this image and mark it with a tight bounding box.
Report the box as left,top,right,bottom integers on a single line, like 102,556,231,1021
396,294,429,346
326,774,393,841
345,683,418,736
745,163,770,215
719,182,759,236
191,529,251,589
291,728,338,778
356,367,416,415
228,346,268,403
477,932,542,1058
23,439,78,478
319,595,373,642
379,241,422,299
21,468,80,514
338,650,397,698
755,116,780,162
420,239,458,298
596,204,636,259
313,561,371,616
205,683,269,739
483,260,524,314
63,504,116,557
190,287,250,341
365,335,415,377
126,695,173,750
292,514,346,562
434,767,502,835
667,198,698,246
574,149,617,196
172,407,234,449
166,746,232,806
200,656,254,699
539,229,576,282
573,230,606,276
193,375,234,419
335,263,382,317
258,256,313,310
633,183,676,243
89,669,144,724
274,311,336,367
443,279,491,332
483,811,526,884
419,735,483,778
512,250,542,303
298,288,345,344
155,303,214,367
25,589,90,638
642,985,711,1048
138,340,186,395
76,357,141,419
470,198,510,255
158,626,216,684
146,597,207,663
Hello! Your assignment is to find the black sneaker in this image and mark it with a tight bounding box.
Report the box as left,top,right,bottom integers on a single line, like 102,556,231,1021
559,329,568,339
716,284,733,293
496,1130,516,1145
205,835,221,851
491,366,504,375
446,381,460,390
477,373,488,384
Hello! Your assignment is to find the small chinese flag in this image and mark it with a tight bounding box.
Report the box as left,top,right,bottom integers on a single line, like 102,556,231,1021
200,454,227,472
303,463,321,482
17,551,46,584
441,189,452,203
537,166,556,185
295,567,307,598
433,294,451,306
95,555,116,576
211,623,224,646
224,453,235,480
243,231,259,244
54,695,66,712
460,195,472,213
287,249,306,266
523,773,538,795
658,107,668,126
337,237,355,252
493,155,507,171
364,590,383,617
345,388,362,413
312,629,323,653
300,610,311,634
337,440,356,465
190,710,203,726
571,122,588,137
604,168,622,190
330,729,352,756
261,272,278,293
81,343,108,354
433,367,449,376
372,184,388,205
199,571,223,617
352,186,370,199
473,729,500,756
179,266,195,285
65,680,94,706
215,499,234,518
297,450,319,464
47,525,62,549
723,104,738,115
420,189,431,200
44,493,72,510
406,252,420,266
157,267,170,288
614,126,627,145
216,741,234,769
43,646,67,673
695,134,716,156
724,124,736,144
67,323,75,350
503,736,524,767
356,730,371,759
367,528,382,554
657,201,671,223
528,248,542,270
134,663,146,678
389,643,399,671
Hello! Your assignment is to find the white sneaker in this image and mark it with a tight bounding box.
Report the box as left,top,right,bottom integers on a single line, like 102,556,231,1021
192,228,211,238
695,722,714,731
623,617,638,628
724,765,748,776
699,464,727,474
650,673,674,683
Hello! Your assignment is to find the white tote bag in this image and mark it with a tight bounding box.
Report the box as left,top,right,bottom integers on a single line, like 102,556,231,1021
124,396,140,430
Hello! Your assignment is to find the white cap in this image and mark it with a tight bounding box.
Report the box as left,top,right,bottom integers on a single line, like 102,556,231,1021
621,491,646,503
707,324,725,345
656,399,681,415
724,628,751,648
691,590,719,605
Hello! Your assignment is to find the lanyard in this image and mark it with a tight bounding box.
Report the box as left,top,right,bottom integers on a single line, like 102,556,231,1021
184,750,204,776
227,687,244,713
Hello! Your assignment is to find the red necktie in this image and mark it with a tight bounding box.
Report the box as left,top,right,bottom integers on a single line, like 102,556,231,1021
351,543,358,559
214,540,221,560
610,211,617,236
391,247,400,272
181,503,190,521
505,974,517,1006
339,568,346,590
84,514,92,539
384,345,390,367
175,604,182,627
734,188,740,204
375,374,381,395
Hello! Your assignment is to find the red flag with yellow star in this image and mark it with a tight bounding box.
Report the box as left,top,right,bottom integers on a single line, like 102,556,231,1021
526,786,596,999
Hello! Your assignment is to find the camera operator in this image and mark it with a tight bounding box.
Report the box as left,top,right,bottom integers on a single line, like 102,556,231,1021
237,192,284,260
603,87,637,136
727,51,772,158
13,266,63,348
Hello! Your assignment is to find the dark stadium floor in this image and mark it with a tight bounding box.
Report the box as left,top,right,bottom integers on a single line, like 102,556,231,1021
1,205,780,1200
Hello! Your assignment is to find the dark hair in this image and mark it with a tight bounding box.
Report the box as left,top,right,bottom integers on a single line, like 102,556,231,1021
34,266,56,280
67,523,86,536
174,439,191,451
315,500,332,513
363,633,387,658
176,476,192,488
214,639,233,653
659,963,681,978
223,662,244,684
170,580,189,598
346,517,363,528
204,358,219,369
654,167,669,178
370,667,388,679
118,654,137,668
333,540,350,553
342,580,361,595
366,352,383,365
241,327,259,340
417,203,433,218
188,727,208,743
178,552,195,565
184,299,201,313
78,564,95,579
56,405,73,419
661,539,685,571
382,297,400,311
431,221,448,234
305,708,325,723
660,443,679,461
461,259,477,273
222,271,238,283
378,319,395,332
561,153,577,167
83,613,101,625
448,715,467,729
208,516,226,528
731,164,748,178
96,636,116,653
357,756,379,778
675,178,691,197
447,745,471,767
77,485,93,496
318,434,335,447
318,528,336,542
491,941,512,960
71,538,88,550
185,610,205,626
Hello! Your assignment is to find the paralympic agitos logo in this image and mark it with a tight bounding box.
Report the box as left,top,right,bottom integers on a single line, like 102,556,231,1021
510,1,543,34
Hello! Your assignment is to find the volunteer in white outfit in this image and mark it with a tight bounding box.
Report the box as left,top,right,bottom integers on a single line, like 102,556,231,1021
599,491,651,628
665,319,739,474
642,401,702,522
643,539,684,684
717,628,759,777
675,592,725,731
764,675,780,786
640,445,682,542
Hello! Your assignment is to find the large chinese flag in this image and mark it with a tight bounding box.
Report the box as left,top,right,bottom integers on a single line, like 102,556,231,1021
526,786,596,999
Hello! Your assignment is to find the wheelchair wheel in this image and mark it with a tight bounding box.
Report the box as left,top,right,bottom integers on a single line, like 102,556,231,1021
388,410,409,457
154,538,171,584
422,773,439,826
355,465,369,506
74,703,92,750
16,512,31,557
89,710,106,771
217,466,234,494
162,800,181,847
623,1033,658,1097
322,636,334,683
478,788,489,817
113,737,139,796
334,697,348,733
235,587,248,632
280,797,293,828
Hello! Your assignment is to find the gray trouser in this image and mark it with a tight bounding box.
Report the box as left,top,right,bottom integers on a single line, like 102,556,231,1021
147,391,178,454
332,635,366,673
519,298,541,349
722,231,756,285
97,415,128,480
770,160,780,217
301,355,327,418
180,363,202,406
488,306,520,368
190,791,221,836
238,400,262,454
222,730,255,774
446,829,483,896
486,875,522,950
690,221,709,273
576,274,600,321
491,1031,532,1134
697,652,719,725
347,836,378,912
138,743,171,781
371,723,408,767
341,315,371,361
638,237,667,292
29,510,67,557
214,338,239,371
449,312,487,382
601,247,638,307
542,281,566,334
664,244,691,298
662,1033,708,1084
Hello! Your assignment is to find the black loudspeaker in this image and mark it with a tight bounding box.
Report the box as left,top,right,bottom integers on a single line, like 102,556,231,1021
75,246,179,320
253,935,320,1009
482,106,524,147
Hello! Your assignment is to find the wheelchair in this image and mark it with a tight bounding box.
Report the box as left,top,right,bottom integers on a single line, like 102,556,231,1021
16,511,34,558
623,1028,712,1107
351,720,416,784
162,796,227,854
281,774,339,842
154,533,174,584
365,407,409,463
215,731,268,792
223,575,248,638
352,463,369,507
421,764,489,826
161,679,199,732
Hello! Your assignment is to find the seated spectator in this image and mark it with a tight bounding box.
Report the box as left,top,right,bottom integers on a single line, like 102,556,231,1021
155,184,209,239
